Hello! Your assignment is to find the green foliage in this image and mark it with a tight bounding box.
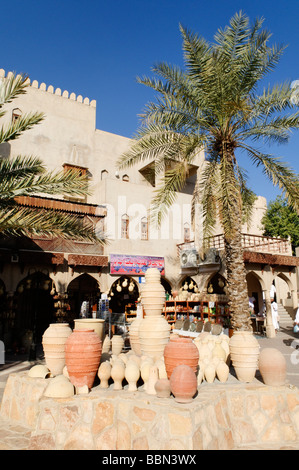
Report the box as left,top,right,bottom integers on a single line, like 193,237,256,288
262,196,299,252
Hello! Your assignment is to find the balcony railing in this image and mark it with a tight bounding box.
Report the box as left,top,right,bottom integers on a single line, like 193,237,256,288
177,233,293,257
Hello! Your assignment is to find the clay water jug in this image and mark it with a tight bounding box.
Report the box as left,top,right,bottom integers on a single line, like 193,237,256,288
74,318,105,342
42,323,72,376
204,363,216,383
111,360,125,390
216,360,229,383
170,365,197,403
212,339,226,362
111,335,124,355
229,331,260,383
125,361,140,391
98,361,112,388
258,348,286,386
65,329,102,389
164,336,199,379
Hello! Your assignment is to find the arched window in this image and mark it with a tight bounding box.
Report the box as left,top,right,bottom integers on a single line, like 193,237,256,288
121,214,129,239
122,174,129,182
141,217,148,240
12,108,22,123
101,169,109,180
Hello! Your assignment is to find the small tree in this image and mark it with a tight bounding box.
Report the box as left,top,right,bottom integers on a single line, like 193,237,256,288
262,196,299,253
0,72,103,242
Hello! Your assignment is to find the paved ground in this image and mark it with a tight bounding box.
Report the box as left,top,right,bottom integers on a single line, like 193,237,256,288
0,325,299,450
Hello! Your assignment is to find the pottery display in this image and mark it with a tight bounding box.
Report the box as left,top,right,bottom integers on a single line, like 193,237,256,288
65,329,102,389
125,361,140,391
164,336,199,379
42,323,72,376
170,365,197,403
229,331,260,383
155,378,171,398
140,361,151,391
74,318,105,342
258,347,286,386
98,361,112,388
111,335,124,355
128,316,142,355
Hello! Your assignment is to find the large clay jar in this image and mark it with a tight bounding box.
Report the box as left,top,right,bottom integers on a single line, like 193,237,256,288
111,335,124,355
170,365,197,403
65,329,102,389
164,336,199,379
141,268,166,316
42,323,72,376
129,317,142,356
258,347,286,386
139,315,171,361
229,331,260,383
74,318,105,342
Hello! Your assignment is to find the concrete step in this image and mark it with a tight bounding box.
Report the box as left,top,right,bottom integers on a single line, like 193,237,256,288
277,303,293,324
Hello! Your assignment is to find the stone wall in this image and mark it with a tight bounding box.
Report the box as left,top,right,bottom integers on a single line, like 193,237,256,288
1,372,299,450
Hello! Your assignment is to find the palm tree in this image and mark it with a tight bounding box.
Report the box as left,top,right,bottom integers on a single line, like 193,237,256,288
117,12,299,331
0,72,103,242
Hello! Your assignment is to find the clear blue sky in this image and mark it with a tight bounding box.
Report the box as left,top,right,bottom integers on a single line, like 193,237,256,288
1,0,298,205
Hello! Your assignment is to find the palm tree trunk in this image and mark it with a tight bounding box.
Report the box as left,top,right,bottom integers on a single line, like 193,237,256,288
224,229,252,331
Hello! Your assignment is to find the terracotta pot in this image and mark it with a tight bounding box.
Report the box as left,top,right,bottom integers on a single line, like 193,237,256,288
129,317,142,355
258,347,286,386
42,323,72,376
164,336,199,379
139,315,170,361
65,329,102,389
74,318,105,342
141,268,166,316
229,331,260,383
170,365,197,403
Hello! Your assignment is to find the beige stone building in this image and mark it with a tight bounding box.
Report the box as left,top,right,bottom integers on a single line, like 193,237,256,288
0,69,298,350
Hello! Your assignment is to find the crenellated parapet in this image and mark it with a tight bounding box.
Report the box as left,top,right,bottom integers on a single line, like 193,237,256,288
0,68,96,107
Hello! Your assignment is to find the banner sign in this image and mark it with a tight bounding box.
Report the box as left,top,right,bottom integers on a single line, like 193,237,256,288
110,254,165,276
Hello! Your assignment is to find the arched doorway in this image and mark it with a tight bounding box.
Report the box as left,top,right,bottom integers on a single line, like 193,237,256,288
206,274,227,295
67,274,101,324
246,272,263,314
15,271,55,347
109,276,139,313
161,277,172,297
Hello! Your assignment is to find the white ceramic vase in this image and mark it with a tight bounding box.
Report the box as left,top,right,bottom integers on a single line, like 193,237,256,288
98,361,111,388
125,361,140,391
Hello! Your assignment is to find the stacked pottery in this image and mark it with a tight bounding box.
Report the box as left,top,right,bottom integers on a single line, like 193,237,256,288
42,323,72,376
138,268,171,361
258,348,286,386
229,331,260,383
65,329,102,389
170,365,197,403
164,336,199,379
